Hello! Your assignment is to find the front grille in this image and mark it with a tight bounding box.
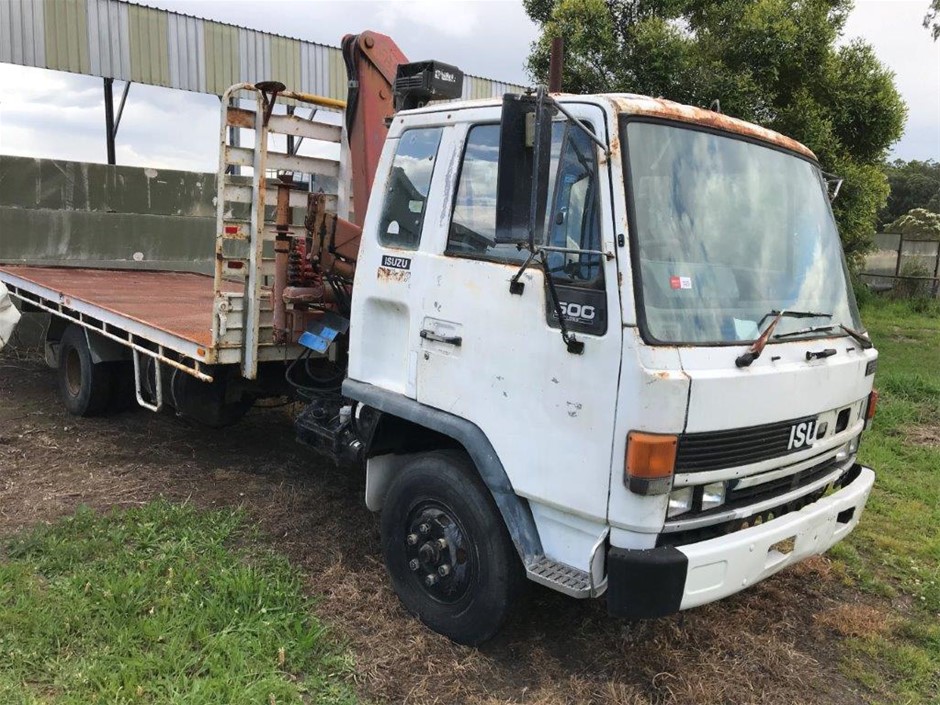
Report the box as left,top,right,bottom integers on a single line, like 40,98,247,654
675,415,816,473
724,456,838,508
657,463,860,547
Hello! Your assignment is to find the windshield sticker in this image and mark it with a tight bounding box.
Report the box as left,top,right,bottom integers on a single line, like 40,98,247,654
670,276,692,290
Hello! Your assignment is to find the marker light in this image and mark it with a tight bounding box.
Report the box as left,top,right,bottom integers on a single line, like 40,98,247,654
865,390,878,423
625,432,678,495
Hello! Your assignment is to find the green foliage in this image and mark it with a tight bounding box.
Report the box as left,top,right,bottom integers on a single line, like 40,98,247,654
524,0,908,258
885,208,940,240
926,0,940,40
879,159,940,227
0,502,356,705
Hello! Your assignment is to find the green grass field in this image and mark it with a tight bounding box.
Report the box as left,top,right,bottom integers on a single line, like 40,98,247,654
0,297,936,705
833,297,940,703
0,502,356,705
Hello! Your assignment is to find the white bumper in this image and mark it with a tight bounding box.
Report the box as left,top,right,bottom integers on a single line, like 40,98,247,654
677,466,875,609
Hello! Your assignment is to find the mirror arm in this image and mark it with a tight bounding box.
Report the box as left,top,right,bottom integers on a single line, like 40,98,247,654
541,245,615,261
509,249,539,295
549,96,610,157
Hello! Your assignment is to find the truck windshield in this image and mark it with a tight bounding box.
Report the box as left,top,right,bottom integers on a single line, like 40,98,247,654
623,120,862,345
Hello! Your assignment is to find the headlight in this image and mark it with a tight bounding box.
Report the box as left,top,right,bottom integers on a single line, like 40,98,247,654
667,486,693,518
848,434,860,455
835,435,861,463
701,481,726,511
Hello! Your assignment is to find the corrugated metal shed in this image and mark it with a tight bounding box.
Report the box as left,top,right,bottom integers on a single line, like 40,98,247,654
0,0,526,101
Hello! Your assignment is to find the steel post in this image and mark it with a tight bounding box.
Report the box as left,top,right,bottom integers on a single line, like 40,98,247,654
103,78,116,165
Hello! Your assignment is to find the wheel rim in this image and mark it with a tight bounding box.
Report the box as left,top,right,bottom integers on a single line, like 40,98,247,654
64,347,82,397
404,501,475,604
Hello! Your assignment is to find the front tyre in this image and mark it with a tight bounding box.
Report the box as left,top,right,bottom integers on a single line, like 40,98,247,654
380,450,523,646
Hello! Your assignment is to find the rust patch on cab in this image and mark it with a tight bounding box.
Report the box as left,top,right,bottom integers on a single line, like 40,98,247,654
377,266,411,283
607,94,816,161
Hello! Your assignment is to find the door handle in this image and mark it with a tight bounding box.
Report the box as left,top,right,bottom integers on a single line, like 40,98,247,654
420,329,462,346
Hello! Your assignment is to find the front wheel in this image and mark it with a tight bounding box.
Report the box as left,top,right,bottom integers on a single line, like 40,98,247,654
380,450,524,646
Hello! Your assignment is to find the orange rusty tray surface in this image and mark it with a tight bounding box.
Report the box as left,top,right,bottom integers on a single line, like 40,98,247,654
0,266,236,349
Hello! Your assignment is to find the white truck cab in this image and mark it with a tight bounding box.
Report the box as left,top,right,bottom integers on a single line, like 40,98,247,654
331,90,877,645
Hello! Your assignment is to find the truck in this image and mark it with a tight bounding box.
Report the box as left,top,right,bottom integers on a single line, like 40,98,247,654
0,30,878,646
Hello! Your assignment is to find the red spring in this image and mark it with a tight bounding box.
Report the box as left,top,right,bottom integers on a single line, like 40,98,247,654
287,238,320,288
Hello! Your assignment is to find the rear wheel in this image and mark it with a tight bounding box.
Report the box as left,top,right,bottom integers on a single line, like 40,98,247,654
380,450,523,645
57,326,114,417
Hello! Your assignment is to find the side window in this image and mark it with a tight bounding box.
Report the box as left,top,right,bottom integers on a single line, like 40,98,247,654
446,124,527,263
447,122,601,285
378,127,443,250
544,127,603,287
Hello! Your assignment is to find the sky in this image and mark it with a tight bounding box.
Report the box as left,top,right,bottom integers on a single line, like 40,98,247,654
0,0,937,172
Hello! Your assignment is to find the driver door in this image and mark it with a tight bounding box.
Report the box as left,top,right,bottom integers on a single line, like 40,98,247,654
413,104,623,567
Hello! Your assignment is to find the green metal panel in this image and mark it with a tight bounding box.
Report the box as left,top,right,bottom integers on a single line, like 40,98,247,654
204,20,238,95
270,36,300,91
328,47,344,101
42,0,89,73
127,3,169,86
0,156,219,273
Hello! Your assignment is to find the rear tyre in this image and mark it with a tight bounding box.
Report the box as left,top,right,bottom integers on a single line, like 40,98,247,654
380,450,523,646
56,325,114,417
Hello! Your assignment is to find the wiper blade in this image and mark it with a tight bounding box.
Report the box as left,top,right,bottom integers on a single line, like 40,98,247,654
839,324,873,349
736,309,832,368
755,309,832,329
772,324,837,340
772,323,873,349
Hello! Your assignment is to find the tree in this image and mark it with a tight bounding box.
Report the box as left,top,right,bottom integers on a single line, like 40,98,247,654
885,208,940,240
523,0,908,262
879,159,940,227
926,0,940,40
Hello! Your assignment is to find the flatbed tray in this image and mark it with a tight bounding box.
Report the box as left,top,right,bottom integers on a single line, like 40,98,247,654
0,265,228,349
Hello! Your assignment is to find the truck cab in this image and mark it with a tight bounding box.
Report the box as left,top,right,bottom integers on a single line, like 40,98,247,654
337,91,877,644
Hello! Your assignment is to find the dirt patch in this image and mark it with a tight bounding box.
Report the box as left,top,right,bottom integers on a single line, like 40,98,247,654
815,604,897,640
904,424,940,448
0,353,880,705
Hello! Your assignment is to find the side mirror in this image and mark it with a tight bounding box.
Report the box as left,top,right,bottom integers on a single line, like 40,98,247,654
495,91,554,247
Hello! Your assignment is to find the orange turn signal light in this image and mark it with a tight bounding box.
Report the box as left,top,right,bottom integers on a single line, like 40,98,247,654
866,390,878,422
625,432,678,495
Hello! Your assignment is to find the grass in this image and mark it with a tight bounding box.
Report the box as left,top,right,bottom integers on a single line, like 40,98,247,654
828,297,940,704
0,501,356,705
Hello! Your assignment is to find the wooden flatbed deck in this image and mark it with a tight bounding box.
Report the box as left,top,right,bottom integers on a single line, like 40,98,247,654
0,266,227,348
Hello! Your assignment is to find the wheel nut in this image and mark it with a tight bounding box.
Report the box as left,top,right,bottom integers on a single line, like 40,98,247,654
424,574,438,587
406,533,418,546
408,559,420,571
418,523,430,535
436,538,448,550
437,564,451,577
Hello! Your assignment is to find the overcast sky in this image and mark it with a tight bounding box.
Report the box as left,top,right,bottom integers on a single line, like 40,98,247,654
0,0,936,171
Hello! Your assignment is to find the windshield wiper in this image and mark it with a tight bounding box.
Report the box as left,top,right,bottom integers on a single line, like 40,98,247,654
772,323,873,349
838,324,873,349
736,310,832,368
755,309,832,329
773,324,837,340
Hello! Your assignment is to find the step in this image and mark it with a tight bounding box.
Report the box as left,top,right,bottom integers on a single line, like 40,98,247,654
525,556,595,598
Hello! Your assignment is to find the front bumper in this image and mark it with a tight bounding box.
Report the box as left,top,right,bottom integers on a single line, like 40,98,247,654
607,463,875,619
